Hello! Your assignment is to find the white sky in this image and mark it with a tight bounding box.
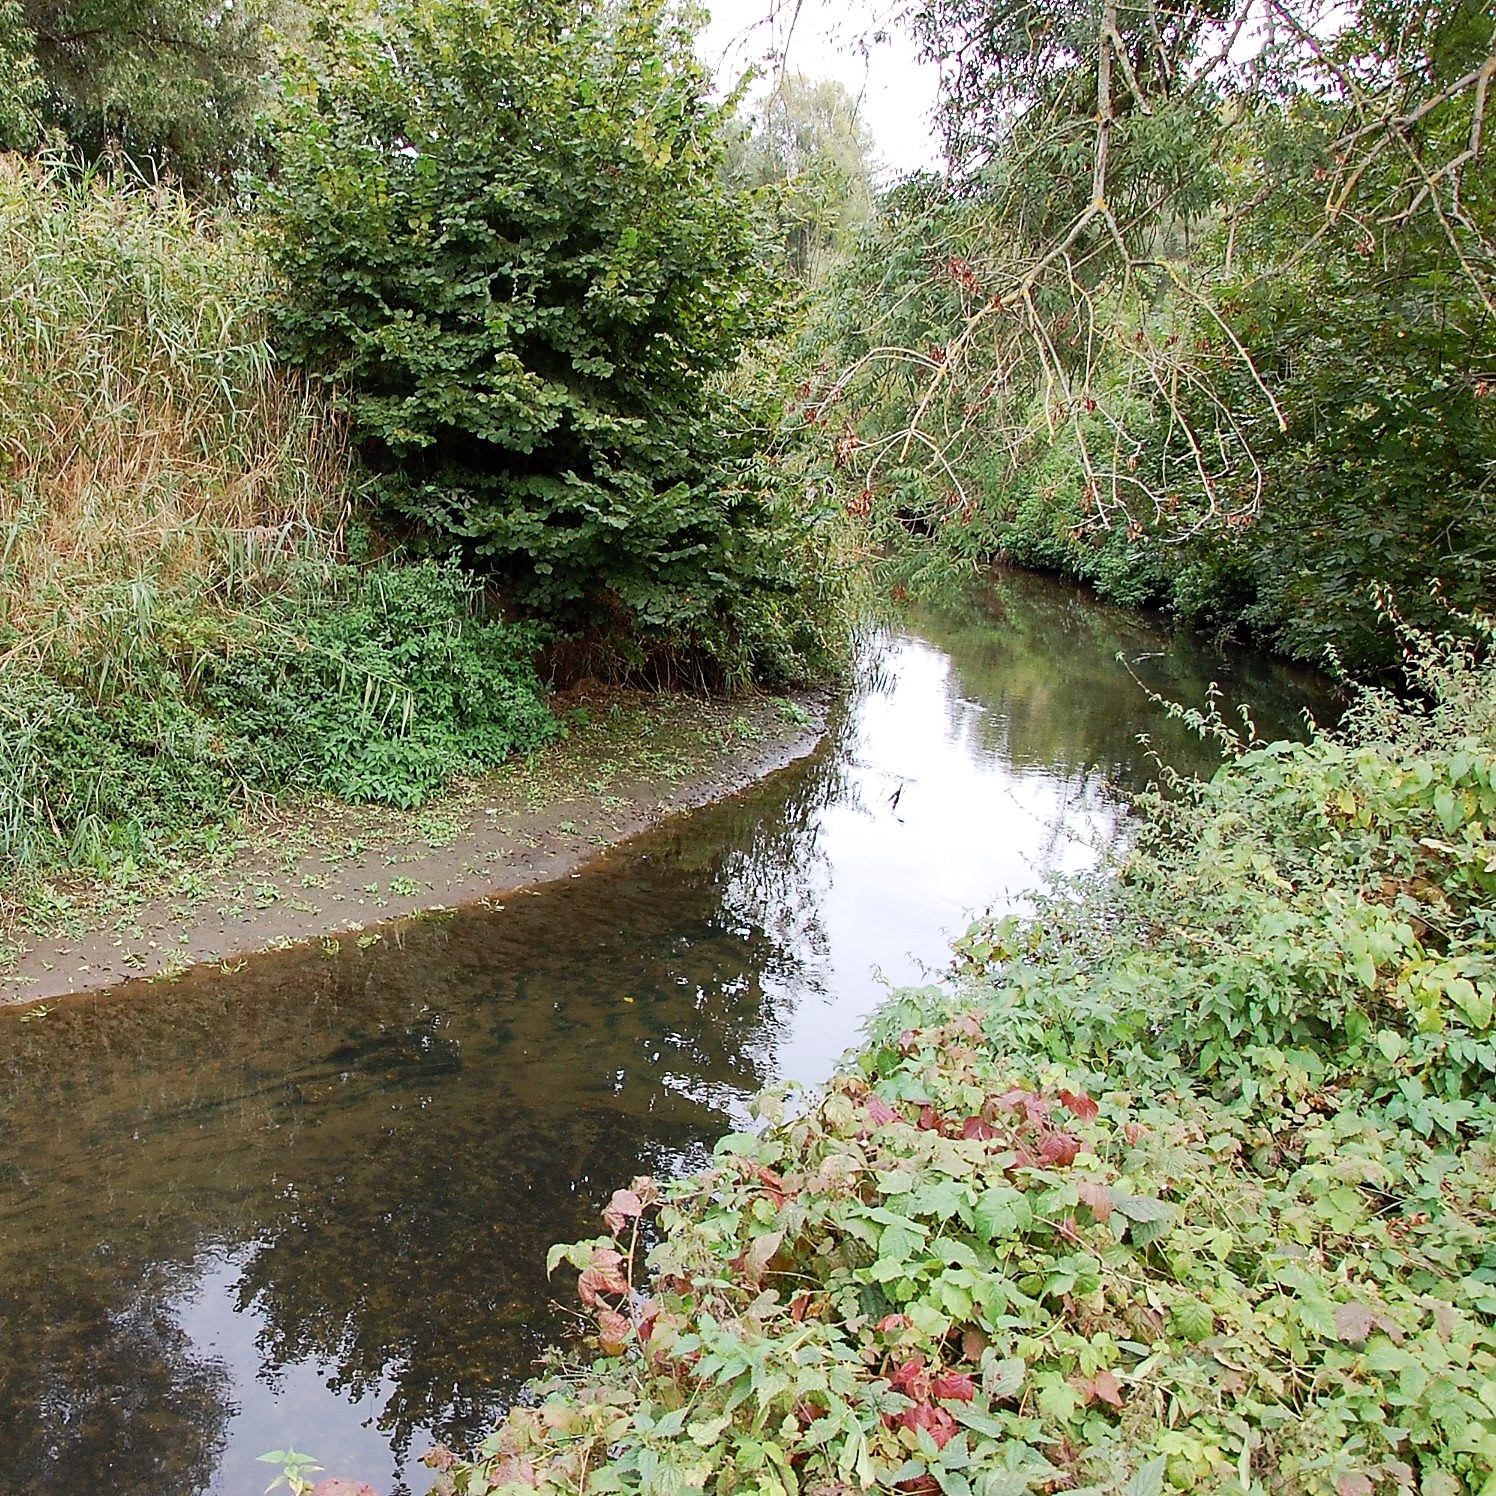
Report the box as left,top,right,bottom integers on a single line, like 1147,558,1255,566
695,0,946,179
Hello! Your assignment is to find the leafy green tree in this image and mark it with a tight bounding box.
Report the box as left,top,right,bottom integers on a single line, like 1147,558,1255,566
800,0,1496,667
265,0,822,680
726,72,877,277
0,0,43,149
6,0,290,189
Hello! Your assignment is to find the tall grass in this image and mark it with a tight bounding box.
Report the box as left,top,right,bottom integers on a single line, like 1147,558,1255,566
0,157,557,906
0,152,349,632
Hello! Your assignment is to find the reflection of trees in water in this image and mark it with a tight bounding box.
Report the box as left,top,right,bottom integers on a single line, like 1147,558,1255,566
0,1263,232,1496
0,812,823,1484
679,642,897,1017
907,569,1335,792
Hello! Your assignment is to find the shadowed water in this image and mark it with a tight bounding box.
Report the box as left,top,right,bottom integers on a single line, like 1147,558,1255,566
0,571,1336,1494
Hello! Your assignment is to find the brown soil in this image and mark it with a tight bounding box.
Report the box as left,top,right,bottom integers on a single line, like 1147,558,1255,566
1,684,828,1006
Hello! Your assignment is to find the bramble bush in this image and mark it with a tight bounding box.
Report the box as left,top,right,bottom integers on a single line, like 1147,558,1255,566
441,622,1496,1495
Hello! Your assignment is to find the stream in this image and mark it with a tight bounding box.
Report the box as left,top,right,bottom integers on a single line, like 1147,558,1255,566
0,571,1336,1495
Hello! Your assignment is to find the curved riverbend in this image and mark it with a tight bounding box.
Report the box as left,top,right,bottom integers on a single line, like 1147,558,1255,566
0,572,1336,1495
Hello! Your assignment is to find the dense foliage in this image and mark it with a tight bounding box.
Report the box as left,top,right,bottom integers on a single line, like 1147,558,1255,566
444,624,1496,1494
0,0,291,189
794,0,1496,669
0,163,554,889
1,559,556,871
265,0,835,684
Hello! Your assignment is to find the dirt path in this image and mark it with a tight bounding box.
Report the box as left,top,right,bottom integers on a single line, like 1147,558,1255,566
2,684,828,1005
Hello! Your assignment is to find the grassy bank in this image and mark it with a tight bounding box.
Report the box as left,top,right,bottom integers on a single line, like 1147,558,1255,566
0,159,560,942
442,624,1496,1496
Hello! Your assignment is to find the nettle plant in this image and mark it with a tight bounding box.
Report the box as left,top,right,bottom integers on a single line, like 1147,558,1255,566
266,0,796,674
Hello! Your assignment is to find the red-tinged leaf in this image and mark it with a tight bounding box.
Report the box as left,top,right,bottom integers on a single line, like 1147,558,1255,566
1089,1370,1124,1409
602,1188,644,1234
311,1483,379,1496
577,1247,629,1305
997,1087,1050,1125
790,1291,813,1322
629,1175,660,1207
1038,1129,1080,1167
751,1163,790,1205
897,1029,922,1054
867,1095,899,1126
1333,1300,1377,1344
731,1229,783,1286
1059,1088,1099,1122
484,1456,539,1489
596,1307,631,1356
954,1012,982,1038
960,1114,998,1140
917,1104,943,1132
1077,1179,1114,1221
930,1371,975,1402
877,1313,912,1333
899,1401,957,1449
1124,1122,1147,1144
895,1477,940,1496
889,1357,929,1397
636,1300,660,1342
421,1445,457,1473
1336,1474,1374,1496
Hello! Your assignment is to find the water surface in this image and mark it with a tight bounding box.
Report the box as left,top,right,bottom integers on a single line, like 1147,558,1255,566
0,571,1334,1494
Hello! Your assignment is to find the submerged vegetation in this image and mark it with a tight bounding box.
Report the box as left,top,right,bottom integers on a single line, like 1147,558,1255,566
446,623,1496,1495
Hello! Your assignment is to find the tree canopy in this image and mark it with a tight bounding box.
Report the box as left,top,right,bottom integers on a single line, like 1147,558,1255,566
2,0,290,188
796,0,1496,665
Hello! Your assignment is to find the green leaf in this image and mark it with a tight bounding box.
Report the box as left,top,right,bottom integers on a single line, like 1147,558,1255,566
1168,1298,1214,1343
1114,1195,1173,1223
1127,1457,1168,1496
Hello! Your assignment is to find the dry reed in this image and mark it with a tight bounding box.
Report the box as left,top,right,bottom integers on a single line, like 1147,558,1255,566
0,151,350,652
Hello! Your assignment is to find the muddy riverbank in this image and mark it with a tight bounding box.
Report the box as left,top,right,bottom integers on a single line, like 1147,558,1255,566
2,683,828,1004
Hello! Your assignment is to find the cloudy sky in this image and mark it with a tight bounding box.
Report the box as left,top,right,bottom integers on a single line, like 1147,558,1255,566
695,0,946,179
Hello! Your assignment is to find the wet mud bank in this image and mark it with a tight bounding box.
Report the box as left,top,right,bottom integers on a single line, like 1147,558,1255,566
3,684,829,1005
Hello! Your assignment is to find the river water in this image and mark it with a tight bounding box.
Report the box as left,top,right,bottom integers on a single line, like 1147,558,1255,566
0,571,1334,1495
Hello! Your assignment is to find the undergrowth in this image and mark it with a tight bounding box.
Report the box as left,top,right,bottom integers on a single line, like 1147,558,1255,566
442,622,1496,1496
0,158,557,906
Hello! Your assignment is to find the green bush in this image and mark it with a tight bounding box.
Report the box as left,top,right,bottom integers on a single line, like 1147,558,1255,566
0,560,556,873
443,624,1496,1496
264,0,821,678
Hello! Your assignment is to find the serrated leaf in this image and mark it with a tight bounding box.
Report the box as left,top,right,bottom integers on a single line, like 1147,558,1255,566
1169,1297,1214,1343
976,1475,1039,1496
1115,1194,1173,1223
1333,1299,1377,1343
1128,1456,1167,1496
